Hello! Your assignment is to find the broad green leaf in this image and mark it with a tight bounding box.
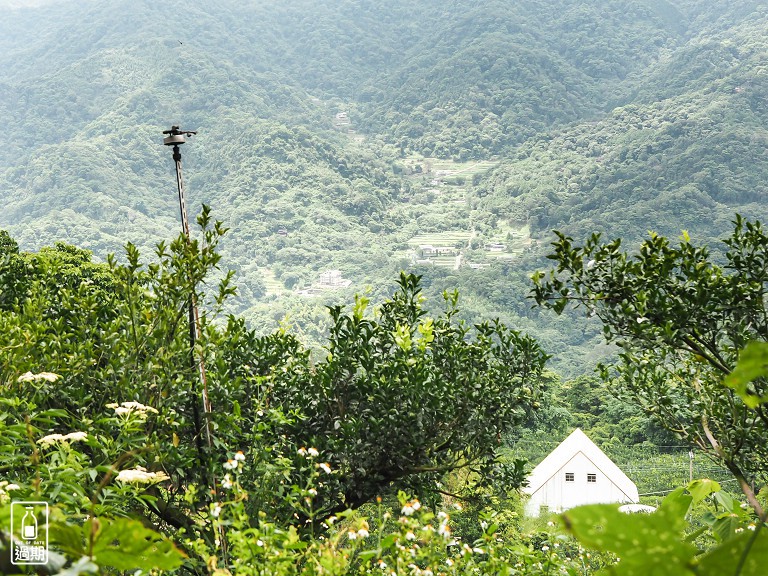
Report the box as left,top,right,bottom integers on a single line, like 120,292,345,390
49,520,86,559
357,549,380,561
695,530,768,576
88,517,186,571
724,342,768,408
562,491,697,576
710,513,743,544
687,479,721,505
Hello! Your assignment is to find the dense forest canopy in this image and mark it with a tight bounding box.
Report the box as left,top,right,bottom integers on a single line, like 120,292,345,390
0,0,767,373
3,1,768,573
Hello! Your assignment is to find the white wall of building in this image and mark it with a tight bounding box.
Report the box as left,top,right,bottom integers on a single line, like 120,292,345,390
525,451,636,516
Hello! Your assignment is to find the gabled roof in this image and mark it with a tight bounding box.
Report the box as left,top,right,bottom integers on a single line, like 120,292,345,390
523,428,638,502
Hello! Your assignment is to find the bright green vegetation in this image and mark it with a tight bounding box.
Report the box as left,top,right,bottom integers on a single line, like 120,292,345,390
1,0,767,376
2,220,768,574
1,0,768,572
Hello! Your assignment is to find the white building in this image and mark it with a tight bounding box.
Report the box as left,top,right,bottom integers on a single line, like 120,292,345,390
523,428,639,517
318,270,352,288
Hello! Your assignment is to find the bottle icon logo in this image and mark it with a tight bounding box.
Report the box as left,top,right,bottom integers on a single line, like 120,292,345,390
10,501,49,565
22,507,38,540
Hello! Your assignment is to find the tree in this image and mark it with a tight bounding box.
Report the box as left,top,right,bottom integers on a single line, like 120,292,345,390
220,273,547,524
532,215,768,517
1,211,546,562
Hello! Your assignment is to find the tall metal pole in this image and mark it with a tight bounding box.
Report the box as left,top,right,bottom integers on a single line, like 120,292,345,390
163,126,214,455
163,126,228,561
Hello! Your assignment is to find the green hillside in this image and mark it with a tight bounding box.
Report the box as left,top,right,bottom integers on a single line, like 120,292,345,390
1,0,767,373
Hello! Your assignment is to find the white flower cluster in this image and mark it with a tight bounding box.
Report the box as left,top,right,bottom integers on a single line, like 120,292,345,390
37,431,88,448
0,480,21,503
437,511,451,538
223,450,246,472
347,520,370,540
401,498,422,516
115,466,170,484
106,401,158,418
18,372,60,383
0,480,20,492
297,446,320,458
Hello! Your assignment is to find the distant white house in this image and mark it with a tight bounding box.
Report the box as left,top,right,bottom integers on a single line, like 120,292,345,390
318,270,352,288
523,428,639,517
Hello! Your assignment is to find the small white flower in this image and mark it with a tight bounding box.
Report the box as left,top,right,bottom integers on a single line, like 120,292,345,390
116,466,170,484
357,528,369,538
223,459,238,470
18,372,60,383
319,462,332,474
405,531,416,541
109,401,157,418
234,451,245,462
37,431,87,447
308,488,317,496
542,545,550,552
347,531,358,540
308,447,319,457
748,524,756,531
211,503,222,518
64,432,88,442
297,447,307,456
221,474,233,489
5,484,20,491
402,499,420,516
121,401,158,413
256,539,264,546
37,433,65,447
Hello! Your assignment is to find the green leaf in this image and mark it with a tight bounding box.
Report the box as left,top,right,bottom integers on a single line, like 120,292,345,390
696,530,768,576
710,514,743,543
357,549,380,561
687,479,721,505
49,521,86,559
724,342,768,408
88,517,186,571
562,490,697,575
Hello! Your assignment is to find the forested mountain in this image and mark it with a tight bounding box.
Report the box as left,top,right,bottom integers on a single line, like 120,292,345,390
1,0,767,373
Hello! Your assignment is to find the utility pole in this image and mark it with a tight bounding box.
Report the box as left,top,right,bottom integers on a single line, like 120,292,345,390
163,126,227,561
163,126,214,456
689,450,694,483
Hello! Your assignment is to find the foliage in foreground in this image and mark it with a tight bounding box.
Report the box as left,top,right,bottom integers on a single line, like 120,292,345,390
2,214,768,573
533,216,768,514
0,212,548,573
